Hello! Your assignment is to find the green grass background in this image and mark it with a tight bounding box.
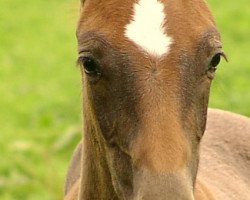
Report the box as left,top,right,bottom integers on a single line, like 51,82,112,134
0,0,249,199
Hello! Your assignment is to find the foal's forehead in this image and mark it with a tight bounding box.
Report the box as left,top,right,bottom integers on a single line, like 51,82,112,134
78,0,220,57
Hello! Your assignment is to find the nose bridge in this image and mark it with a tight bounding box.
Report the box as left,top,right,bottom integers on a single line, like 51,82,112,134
131,91,191,173
128,58,193,198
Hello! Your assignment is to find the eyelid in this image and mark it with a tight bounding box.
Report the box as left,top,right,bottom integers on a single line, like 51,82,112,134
76,57,83,66
76,56,87,67
76,51,94,66
220,52,228,62
214,46,228,61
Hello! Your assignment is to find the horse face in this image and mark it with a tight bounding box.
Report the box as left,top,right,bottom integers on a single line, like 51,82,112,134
77,0,224,198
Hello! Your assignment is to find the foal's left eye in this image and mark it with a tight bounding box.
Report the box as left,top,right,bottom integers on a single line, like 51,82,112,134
210,53,221,69
209,52,227,72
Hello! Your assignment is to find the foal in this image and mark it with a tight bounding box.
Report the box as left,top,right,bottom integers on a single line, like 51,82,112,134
64,0,250,199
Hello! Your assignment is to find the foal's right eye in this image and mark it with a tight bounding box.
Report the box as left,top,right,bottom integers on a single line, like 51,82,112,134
79,57,100,76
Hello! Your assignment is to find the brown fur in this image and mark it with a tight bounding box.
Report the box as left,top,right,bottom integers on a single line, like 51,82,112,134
65,110,250,199
64,0,250,199
198,109,250,200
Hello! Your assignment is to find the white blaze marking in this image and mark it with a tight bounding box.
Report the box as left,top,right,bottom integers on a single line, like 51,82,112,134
125,0,173,56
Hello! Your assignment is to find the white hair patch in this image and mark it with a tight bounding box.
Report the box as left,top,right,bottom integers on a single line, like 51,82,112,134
125,0,173,57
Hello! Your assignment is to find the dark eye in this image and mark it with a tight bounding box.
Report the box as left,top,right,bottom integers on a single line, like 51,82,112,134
80,57,100,75
210,53,221,70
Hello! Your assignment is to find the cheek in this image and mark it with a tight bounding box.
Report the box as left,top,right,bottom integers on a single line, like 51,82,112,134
201,80,213,126
194,78,213,135
88,85,118,141
180,76,212,132
199,78,212,112
87,78,139,148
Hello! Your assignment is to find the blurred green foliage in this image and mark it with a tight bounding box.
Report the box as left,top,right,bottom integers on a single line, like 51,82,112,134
208,0,250,115
0,0,81,199
0,0,249,199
